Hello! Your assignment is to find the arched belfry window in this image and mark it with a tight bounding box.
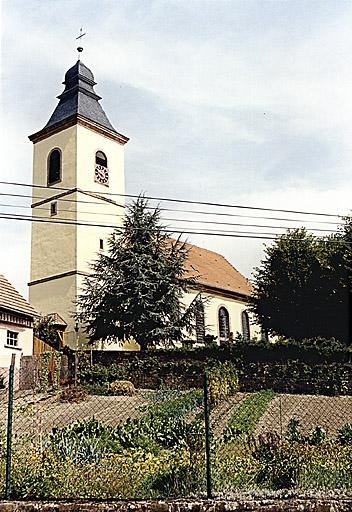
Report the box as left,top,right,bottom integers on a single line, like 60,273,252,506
241,310,250,340
218,306,230,340
48,149,61,185
95,151,107,167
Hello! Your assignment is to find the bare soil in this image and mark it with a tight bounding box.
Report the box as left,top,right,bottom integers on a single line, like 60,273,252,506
0,389,351,441
255,393,352,438
0,389,148,437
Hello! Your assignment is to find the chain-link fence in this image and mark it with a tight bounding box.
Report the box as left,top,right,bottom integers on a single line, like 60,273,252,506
1,357,352,500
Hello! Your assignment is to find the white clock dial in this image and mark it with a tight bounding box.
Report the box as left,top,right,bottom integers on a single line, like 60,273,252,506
94,164,109,186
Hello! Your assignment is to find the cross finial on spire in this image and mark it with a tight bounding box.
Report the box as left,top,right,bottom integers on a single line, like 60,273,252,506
76,27,87,59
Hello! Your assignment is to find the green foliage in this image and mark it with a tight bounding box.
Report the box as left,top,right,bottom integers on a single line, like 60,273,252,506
78,341,351,397
46,418,122,462
149,463,203,497
76,196,200,350
249,433,299,489
45,389,203,464
37,351,62,392
286,417,327,446
79,358,128,385
250,219,352,345
113,389,204,452
208,361,239,405
78,357,129,394
34,315,62,350
0,428,6,458
337,423,352,445
78,354,208,392
2,389,352,498
38,352,51,392
224,390,275,441
238,360,352,396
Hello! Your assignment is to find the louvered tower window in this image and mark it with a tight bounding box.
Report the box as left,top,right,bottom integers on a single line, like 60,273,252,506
48,149,61,185
96,151,107,167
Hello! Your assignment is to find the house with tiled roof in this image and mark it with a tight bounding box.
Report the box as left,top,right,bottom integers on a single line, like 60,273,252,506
0,274,38,385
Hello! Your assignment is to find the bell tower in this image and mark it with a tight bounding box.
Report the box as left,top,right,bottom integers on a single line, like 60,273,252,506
28,56,129,347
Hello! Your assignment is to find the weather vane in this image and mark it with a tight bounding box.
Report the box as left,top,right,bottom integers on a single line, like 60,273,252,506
76,27,87,59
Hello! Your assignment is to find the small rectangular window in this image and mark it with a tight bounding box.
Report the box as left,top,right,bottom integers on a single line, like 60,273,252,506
99,239,104,250
50,202,57,216
6,331,18,347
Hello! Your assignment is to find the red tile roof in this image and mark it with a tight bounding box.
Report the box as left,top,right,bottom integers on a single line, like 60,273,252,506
0,274,38,318
182,242,253,297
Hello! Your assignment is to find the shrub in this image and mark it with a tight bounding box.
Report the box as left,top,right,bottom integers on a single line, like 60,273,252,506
208,361,238,405
337,423,352,445
110,380,136,396
77,340,352,395
286,417,327,446
78,358,128,390
149,463,203,497
249,432,299,489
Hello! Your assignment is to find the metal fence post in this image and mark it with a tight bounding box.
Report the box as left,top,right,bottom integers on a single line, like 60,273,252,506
203,370,213,499
5,354,16,500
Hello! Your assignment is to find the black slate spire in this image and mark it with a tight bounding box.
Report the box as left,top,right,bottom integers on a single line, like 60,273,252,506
45,60,116,133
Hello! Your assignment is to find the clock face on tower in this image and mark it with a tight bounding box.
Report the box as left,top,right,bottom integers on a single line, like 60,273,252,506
94,164,109,186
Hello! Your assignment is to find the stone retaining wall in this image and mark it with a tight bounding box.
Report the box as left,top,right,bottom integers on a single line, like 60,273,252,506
0,499,351,512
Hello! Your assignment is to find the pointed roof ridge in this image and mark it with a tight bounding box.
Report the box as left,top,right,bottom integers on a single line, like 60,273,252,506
0,274,38,317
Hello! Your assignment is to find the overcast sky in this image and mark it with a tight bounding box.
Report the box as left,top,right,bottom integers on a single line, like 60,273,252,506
1,0,352,297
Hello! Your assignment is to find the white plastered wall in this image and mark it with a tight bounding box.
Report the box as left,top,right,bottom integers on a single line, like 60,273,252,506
29,123,126,348
75,124,125,274
183,290,261,342
30,126,77,284
0,323,33,388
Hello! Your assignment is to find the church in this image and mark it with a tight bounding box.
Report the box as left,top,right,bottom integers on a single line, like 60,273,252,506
28,54,261,349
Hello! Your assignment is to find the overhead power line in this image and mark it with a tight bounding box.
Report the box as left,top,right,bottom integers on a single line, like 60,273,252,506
0,202,341,234
0,193,344,227
0,211,349,245
0,180,348,218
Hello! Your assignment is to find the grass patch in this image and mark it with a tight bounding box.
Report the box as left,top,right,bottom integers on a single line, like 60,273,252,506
224,390,275,440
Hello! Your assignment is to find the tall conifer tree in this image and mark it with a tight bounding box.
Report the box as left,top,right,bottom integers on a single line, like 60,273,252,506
76,196,199,349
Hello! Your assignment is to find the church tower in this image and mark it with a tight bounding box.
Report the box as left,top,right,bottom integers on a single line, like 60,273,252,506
28,56,129,347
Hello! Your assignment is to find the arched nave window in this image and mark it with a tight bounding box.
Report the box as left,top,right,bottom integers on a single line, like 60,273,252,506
218,306,230,340
241,310,250,340
195,299,205,343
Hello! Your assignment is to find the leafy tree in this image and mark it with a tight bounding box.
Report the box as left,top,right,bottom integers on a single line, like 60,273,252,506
34,315,62,350
76,196,201,350
250,218,351,345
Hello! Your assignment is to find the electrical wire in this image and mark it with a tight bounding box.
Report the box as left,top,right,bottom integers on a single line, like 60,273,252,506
0,192,344,226
0,180,348,218
0,202,340,234
0,211,349,244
